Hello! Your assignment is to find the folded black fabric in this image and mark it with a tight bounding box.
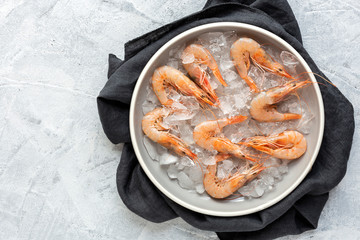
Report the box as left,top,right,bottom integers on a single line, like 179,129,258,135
97,0,355,239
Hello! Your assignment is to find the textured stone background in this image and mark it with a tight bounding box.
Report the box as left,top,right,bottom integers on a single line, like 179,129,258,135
0,0,359,239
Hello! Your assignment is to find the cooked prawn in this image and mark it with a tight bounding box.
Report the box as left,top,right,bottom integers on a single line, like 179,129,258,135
203,153,265,199
231,37,293,92
193,115,257,161
152,66,216,107
240,130,307,160
182,44,226,103
142,107,197,160
250,80,312,122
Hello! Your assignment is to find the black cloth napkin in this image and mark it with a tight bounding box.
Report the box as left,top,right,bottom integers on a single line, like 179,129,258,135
97,0,355,239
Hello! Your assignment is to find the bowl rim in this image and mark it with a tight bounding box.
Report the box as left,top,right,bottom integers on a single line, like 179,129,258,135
129,22,325,217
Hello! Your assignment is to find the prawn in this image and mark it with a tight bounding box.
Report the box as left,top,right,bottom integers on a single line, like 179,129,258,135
193,115,257,161
240,130,307,160
182,44,227,103
152,66,216,107
230,37,293,92
203,153,265,199
142,107,197,161
250,80,312,122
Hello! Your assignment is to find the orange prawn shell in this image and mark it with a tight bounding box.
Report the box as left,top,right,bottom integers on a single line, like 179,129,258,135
151,66,215,106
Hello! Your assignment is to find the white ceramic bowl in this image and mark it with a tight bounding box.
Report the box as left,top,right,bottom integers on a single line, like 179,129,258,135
129,22,324,217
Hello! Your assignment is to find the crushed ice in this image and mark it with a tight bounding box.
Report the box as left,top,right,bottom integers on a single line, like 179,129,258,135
141,31,314,199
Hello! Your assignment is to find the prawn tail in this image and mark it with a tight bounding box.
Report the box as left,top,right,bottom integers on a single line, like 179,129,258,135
233,64,259,93
244,76,260,93
212,68,227,87
282,113,302,121
215,153,232,163
228,115,247,125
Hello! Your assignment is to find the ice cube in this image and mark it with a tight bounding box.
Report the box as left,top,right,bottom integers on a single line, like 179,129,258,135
224,79,243,95
223,69,238,82
219,96,235,115
280,51,299,66
177,171,194,190
146,86,160,104
248,66,264,86
142,101,155,115
179,156,195,167
167,58,179,69
297,112,314,135
288,102,301,114
222,160,234,171
157,144,168,155
190,110,216,126
216,168,226,180
199,153,217,166
163,110,196,125
266,167,282,180
198,32,223,46
195,184,205,194
159,152,178,165
223,124,239,139
167,89,182,101
208,77,219,90
181,52,195,64
143,136,159,161
223,31,238,43
270,122,289,135
244,180,265,198
264,157,281,167
260,174,275,186
169,43,185,59
278,164,289,174
220,59,234,71
228,132,242,143
171,101,187,110
238,184,252,197
231,120,254,140
186,166,203,184
167,164,179,179
179,96,200,111
179,124,195,145
254,182,265,197
209,44,221,57
176,162,185,170
262,45,280,62
233,94,249,110
216,160,234,179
